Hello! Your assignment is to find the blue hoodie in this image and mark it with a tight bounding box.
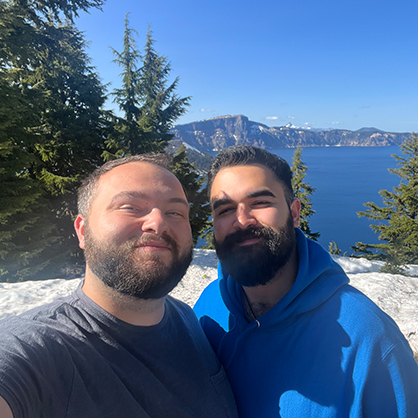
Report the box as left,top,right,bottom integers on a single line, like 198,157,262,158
194,229,418,418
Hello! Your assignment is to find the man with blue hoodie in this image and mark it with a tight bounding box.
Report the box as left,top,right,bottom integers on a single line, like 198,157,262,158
194,145,418,418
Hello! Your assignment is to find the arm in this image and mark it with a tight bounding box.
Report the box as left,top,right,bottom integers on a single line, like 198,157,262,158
0,396,13,418
362,343,418,417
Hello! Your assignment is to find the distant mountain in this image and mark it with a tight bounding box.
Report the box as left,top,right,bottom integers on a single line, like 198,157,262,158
355,127,385,133
170,115,411,153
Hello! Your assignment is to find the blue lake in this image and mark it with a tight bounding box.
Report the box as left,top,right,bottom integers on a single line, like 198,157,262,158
271,146,401,254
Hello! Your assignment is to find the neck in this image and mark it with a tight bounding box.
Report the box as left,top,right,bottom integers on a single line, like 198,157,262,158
82,266,166,326
242,246,298,318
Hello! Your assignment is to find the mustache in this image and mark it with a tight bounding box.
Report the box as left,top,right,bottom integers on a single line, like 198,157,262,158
127,233,177,250
221,227,273,247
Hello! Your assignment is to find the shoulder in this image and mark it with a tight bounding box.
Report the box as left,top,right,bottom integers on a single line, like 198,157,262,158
15,288,81,320
334,285,413,357
0,290,89,352
335,287,418,411
164,295,204,329
338,285,399,330
193,280,233,351
0,302,80,418
164,296,222,363
193,279,226,319
165,295,193,313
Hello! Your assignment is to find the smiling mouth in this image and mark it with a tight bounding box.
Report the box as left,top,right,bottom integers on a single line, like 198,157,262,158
237,237,262,246
137,241,170,250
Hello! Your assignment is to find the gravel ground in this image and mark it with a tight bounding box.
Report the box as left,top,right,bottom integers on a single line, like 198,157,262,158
169,249,219,306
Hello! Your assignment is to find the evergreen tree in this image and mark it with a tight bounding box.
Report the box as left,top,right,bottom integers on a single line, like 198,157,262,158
352,135,418,273
0,1,51,281
328,241,342,255
171,145,211,245
108,12,142,158
291,145,320,241
108,15,212,244
109,16,190,156
201,222,215,250
0,0,110,281
21,0,105,23
136,26,190,152
109,16,212,246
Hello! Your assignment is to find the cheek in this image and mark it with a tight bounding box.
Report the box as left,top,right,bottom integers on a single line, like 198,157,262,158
92,215,138,242
257,209,287,229
212,218,229,241
172,221,193,244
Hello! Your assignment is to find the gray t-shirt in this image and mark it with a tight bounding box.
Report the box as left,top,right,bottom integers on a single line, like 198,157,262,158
0,283,238,418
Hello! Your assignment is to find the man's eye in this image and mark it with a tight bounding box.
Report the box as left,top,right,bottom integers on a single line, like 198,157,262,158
167,211,183,217
120,205,139,211
218,207,234,216
253,200,270,207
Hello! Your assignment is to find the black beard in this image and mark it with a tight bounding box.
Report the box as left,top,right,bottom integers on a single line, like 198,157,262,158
83,227,193,300
214,214,296,287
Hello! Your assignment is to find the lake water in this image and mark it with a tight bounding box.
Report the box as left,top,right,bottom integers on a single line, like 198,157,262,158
271,146,401,254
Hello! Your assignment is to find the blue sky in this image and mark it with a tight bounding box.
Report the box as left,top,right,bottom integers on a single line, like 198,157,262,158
75,0,418,133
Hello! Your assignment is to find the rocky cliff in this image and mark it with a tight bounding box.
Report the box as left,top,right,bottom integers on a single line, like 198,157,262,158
170,115,411,153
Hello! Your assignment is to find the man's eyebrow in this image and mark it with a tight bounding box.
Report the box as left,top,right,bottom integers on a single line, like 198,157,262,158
168,197,190,207
108,191,145,206
109,191,189,207
212,198,233,211
247,189,276,199
211,190,276,211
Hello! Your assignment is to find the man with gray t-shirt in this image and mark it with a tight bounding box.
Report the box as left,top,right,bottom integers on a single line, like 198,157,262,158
0,154,238,418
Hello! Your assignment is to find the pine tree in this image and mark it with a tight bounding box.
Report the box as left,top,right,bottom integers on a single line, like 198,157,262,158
352,135,418,273
109,16,190,156
328,241,342,255
0,1,51,281
291,145,320,241
0,0,110,281
108,13,142,158
136,26,190,152
170,145,211,245
26,0,105,23
108,15,211,245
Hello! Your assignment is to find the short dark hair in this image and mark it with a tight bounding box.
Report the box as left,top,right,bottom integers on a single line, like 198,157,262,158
208,145,294,206
77,153,173,217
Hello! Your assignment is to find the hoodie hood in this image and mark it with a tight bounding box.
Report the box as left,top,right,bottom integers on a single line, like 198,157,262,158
218,228,349,328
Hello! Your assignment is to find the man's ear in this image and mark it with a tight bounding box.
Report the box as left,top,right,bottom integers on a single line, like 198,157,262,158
290,199,301,227
74,215,86,250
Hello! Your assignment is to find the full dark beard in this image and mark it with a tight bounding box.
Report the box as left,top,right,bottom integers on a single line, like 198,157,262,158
214,214,296,287
84,227,193,300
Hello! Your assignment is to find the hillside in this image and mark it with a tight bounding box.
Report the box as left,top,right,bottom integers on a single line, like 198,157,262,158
170,115,411,153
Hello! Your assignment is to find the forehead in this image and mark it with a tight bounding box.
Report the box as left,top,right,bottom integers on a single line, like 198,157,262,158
210,164,285,199
95,162,186,202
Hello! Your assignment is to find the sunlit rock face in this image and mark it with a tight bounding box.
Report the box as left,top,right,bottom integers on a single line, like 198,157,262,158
170,115,411,153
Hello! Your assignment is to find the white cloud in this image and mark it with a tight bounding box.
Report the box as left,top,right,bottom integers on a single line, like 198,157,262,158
200,108,214,113
265,116,278,120
332,121,340,125
287,115,295,120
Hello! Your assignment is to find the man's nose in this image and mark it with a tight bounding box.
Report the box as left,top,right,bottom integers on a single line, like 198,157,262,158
141,208,168,235
234,205,257,229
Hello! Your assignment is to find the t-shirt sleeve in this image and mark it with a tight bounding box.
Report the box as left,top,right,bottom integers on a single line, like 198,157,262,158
0,317,70,418
0,330,41,417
